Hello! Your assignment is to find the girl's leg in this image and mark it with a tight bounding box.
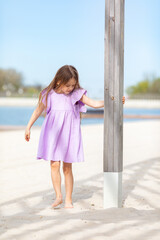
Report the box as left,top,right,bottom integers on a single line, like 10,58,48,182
50,160,63,207
63,162,74,208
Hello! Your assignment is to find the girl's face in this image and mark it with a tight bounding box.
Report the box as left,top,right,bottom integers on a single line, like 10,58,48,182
59,78,76,94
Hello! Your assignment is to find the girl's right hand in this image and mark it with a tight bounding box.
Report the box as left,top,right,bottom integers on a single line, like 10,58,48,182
25,128,30,142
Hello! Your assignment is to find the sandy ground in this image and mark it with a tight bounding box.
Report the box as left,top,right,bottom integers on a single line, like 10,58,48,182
0,120,160,240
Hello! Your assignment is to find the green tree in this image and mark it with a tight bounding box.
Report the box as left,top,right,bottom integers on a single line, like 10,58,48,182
126,80,150,96
0,68,23,92
125,74,160,99
150,78,160,94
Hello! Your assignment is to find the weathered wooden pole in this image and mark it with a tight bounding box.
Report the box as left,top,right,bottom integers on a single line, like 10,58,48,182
103,0,124,208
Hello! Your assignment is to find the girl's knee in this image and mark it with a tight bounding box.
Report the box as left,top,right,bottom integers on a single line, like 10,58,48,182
63,163,72,174
50,160,61,171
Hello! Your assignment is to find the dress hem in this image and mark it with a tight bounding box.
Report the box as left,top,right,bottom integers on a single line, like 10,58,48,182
36,157,84,163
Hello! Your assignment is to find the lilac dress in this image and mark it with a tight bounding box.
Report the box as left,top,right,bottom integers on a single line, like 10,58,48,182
36,88,87,163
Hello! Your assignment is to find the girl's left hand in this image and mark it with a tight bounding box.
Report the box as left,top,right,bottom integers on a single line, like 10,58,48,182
122,96,125,104
25,127,31,141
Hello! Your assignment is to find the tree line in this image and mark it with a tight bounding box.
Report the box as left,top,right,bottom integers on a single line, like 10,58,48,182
126,76,160,99
0,68,43,97
0,68,160,99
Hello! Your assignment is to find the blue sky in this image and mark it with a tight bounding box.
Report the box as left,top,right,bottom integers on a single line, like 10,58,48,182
0,0,160,98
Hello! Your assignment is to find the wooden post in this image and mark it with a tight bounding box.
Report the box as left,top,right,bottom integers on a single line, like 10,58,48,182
103,0,124,208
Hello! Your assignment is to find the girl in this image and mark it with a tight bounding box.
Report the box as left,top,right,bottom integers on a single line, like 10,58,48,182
25,65,125,209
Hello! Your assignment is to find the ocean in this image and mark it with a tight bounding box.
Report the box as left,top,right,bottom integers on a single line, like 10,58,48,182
0,106,160,126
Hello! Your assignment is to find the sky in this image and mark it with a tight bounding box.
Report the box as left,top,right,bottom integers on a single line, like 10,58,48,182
0,0,160,98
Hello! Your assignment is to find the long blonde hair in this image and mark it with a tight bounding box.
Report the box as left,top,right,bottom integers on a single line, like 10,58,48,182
38,65,84,119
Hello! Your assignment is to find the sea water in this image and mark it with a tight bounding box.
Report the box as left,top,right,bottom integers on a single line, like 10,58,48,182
0,106,160,126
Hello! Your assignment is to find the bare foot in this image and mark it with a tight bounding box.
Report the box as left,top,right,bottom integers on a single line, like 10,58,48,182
51,198,63,208
64,202,74,208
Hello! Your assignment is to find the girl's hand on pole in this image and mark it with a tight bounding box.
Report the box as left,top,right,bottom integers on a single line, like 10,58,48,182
25,128,31,142
122,96,125,104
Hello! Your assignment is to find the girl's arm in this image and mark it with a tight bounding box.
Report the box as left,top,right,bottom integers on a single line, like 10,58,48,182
80,95,125,108
80,95,104,108
25,102,45,141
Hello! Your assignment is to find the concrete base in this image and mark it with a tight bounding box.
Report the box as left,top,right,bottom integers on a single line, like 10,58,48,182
103,172,122,208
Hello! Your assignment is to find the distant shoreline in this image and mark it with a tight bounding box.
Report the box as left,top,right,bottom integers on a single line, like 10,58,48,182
0,97,160,109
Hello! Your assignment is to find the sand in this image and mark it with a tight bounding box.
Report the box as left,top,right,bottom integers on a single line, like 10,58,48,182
0,120,160,240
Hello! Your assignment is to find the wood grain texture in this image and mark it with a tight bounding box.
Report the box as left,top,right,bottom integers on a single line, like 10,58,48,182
104,0,125,172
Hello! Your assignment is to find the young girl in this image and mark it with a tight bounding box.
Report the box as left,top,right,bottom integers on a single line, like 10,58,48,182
25,65,125,209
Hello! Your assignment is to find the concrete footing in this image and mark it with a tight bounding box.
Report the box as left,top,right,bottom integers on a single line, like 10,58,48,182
103,172,122,208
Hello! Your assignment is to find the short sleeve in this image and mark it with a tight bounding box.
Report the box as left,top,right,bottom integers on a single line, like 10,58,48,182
41,89,51,114
71,88,87,114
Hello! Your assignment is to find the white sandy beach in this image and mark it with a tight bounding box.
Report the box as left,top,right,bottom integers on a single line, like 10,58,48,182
0,120,160,239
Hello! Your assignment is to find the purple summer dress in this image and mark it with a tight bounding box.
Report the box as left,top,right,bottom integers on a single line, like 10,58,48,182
36,88,87,163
